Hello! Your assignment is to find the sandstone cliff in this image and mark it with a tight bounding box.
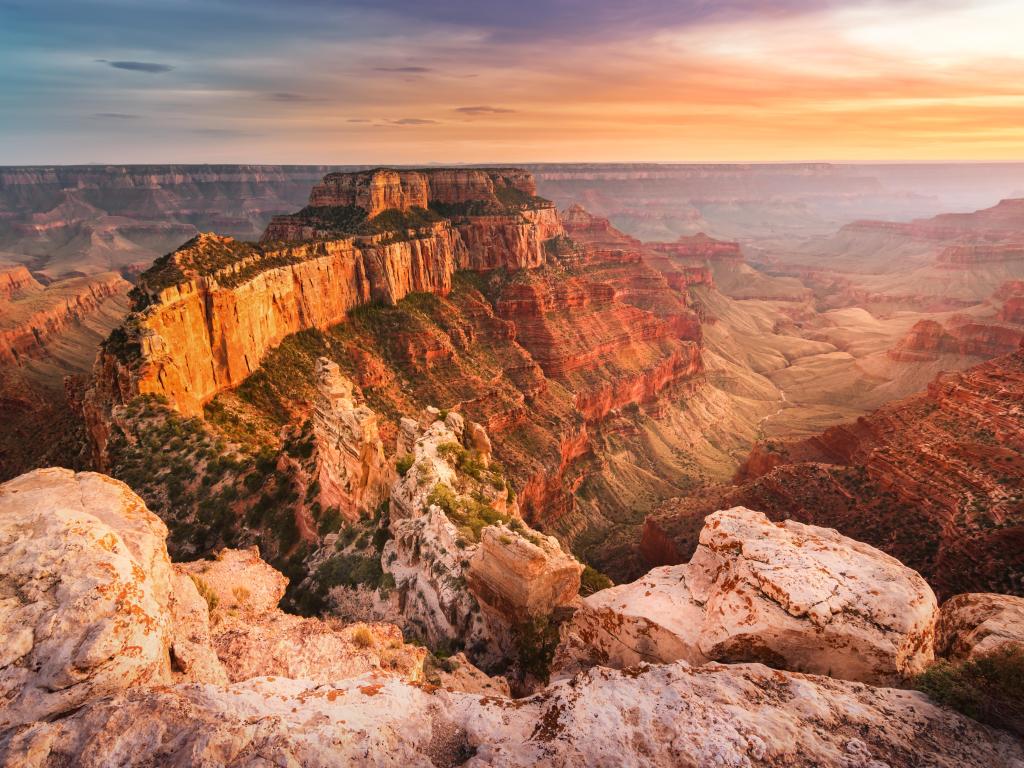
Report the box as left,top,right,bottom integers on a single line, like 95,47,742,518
85,169,565,454
0,271,130,365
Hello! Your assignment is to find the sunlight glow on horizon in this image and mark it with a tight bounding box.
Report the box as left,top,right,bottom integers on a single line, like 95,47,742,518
2,0,1023,164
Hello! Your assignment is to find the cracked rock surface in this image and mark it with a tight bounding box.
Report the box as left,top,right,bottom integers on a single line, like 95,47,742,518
555,506,938,684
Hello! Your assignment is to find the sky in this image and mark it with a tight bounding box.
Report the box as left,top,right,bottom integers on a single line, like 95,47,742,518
2,0,1024,164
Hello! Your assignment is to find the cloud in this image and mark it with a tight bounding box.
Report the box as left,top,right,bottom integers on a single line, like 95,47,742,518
266,91,322,102
455,105,516,115
347,118,371,123
373,66,432,73
93,112,140,120
389,118,438,125
96,59,174,73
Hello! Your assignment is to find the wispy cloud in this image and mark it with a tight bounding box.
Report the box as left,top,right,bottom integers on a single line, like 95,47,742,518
93,112,141,120
373,66,432,73
389,118,438,125
266,91,322,102
96,59,174,74
455,105,516,115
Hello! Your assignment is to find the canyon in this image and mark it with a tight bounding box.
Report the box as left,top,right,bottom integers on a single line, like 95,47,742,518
2,163,1024,762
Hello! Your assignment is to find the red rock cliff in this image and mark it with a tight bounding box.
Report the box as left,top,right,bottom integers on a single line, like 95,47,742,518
85,170,565,459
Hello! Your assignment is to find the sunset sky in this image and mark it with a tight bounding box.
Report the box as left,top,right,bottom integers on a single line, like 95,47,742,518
3,0,1024,164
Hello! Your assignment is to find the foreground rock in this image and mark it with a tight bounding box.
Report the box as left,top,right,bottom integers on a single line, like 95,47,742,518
0,469,439,734
555,507,938,685
936,593,1024,661
2,662,1021,768
0,469,173,730
180,546,426,684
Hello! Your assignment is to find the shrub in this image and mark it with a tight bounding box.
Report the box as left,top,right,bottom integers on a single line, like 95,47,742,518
915,646,1024,736
396,454,415,477
579,565,614,596
351,626,375,649
189,574,219,613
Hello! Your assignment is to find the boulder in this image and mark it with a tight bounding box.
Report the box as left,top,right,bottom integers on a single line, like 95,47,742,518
212,613,425,684
2,662,1021,768
467,524,582,622
936,593,1024,661
166,568,228,685
555,507,938,685
176,546,287,613
0,469,174,729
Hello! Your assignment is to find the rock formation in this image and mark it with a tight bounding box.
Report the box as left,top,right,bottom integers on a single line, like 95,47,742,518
312,357,390,521
84,169,563,452
3,662,1022,767
936,593,1024,661
555,507,937,685
889,317,1023,362
0,468,174,730
467,524,582,625
180,547,426,684
0,272,130,365
303,167,539,217
385,410,580,668
3,467,1024,765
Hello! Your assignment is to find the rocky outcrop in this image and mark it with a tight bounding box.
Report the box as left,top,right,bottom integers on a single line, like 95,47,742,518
181,549,430,684
0,266,38,301
648,231,743,262
936,593,1024,661
306,167,539,216
86,230,463,424
386,410,579,667
938,243,1024,267
844,198,1024,243
176,546,287,613
178,547,426,684
85,169,564,452
0,468,174,730
312,357,390,521
466,524,582,625
555,507,938,685
889,318,1023,361
3,661,1022,768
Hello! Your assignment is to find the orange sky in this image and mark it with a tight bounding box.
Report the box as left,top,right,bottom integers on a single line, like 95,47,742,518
3,0,1024,163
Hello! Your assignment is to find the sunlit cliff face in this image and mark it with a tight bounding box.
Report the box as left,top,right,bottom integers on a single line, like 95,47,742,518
2,0,1023,163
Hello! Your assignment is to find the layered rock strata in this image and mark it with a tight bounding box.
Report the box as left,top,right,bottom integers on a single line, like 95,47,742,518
649,344,1024,599
0,271,130,364
312,357,391,521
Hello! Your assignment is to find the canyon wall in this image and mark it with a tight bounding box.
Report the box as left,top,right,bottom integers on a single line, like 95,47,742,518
647,342,1024,599
0,272,130,365
85,169,567,455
